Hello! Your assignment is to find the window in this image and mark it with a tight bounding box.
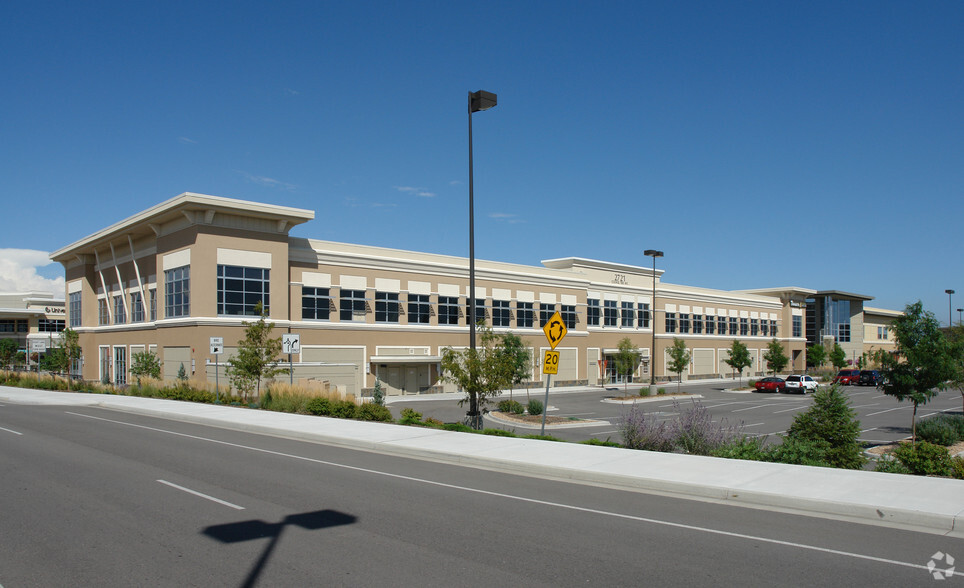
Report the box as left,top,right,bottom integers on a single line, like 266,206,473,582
114,295,126,324
131,291,144,323
561,305,577,329
341,289,367,321
665,312,677,333
604,300,617,327
98,298,110,325
637,302,650,328
69,291,81,327
438,296,460,325
761,320,769,337
114,347,127,386
705,315,715,335
375,292,399,323
517,302,533,328
409,294,431,324
38,319,65,332
493,300,511,327
540,303,556,327
729,317,738,336
770,320,778,337
587,299,600,327
218,265,269,316
717,316,727,335
739,318,748,336
302,287,331,320
149,289,156,321
878,326,888,340
693,314,703,334
837,323,850,342
679,313,690,334
0,320,15,332
793,315,802,338
750,318,759,336
164,265,190,318
621,302,634,328
474,298,486,326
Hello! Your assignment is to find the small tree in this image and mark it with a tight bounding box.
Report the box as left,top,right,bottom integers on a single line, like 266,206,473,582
130,351,162,386
763,339,789,375
724,340,752,387
0,338,18,369
779,384,865,469
614,337,641,393
58,328,82,389
227,302,287,403
806,344,826,373
177,363,188,382
880,301,955,442
496,332,532,402
829,343,848,371
666,338,691,393
371,378,385,406
440,324,511,429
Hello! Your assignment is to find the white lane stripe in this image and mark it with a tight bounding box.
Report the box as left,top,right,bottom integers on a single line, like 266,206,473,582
732,403,784,412
772,406,806,414
866,406,910,416
66,411,961,578
850,404,881,409
0,425,23,435
156,479,245,510
742,423,764,428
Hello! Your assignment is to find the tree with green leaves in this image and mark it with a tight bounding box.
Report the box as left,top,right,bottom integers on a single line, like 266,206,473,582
880,301,956,442
778,385,866,469
0,338,18,370
130,350,162,386
371,377,385,406
666,337,691,393
829,343,847,371
227,302,287,402
763,339,789,375
806,344,827,373
496,332,532,402
724,340,752,387
440,324,511,429
614,337,641,393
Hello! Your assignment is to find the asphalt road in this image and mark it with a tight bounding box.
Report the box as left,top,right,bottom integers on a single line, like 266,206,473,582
387,383,964,445
1,403,961,586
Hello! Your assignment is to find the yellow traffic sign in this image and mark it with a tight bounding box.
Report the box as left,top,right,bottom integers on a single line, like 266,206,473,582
543,350,560,375
542,311,567,350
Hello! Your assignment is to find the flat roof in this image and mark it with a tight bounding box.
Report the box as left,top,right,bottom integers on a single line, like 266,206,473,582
813,290,874,301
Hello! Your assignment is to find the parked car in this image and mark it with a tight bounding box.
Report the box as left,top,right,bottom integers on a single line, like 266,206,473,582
833,369,861,385
857,370,882,386
784,374,818,393
754,377,786,393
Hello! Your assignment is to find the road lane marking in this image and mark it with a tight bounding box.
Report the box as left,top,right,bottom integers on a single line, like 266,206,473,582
866,406,910,416
0,426,23,435
772,406,806,414
742,423,764,428
860,428,878,433
849,404,880,409
156,479,245,510
732,403,784,412
66,410,962,578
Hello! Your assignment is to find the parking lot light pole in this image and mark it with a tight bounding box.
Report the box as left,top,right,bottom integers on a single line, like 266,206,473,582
466,90,497,428
946,289,955,327
957,308,962,326
644,250,663,395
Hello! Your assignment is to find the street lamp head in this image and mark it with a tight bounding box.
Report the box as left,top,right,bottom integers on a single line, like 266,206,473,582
946,289,956,295
469,90,497,113
644,250,664,258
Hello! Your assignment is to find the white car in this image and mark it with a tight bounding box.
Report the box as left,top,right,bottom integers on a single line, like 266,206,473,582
784,375,818,394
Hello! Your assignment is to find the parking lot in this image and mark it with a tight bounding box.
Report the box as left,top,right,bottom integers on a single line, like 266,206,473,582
387,381,964,446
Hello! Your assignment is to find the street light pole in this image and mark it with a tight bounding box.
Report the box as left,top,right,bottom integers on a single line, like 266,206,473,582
957,308,962,326
946,289,955,327
644,250,663,395
466,90,497,428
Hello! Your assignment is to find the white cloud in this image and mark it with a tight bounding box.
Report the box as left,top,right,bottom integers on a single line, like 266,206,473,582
394,186,436,198
238,171,297,191
489,213,524,224
0,249,65,297
178,137,197,144
284,88,301,96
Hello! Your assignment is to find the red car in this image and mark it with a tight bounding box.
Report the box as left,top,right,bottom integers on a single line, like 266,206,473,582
833,369,860,385
754,377,786,393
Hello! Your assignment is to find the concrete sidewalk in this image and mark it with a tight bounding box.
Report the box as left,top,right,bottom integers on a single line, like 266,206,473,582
2,386,962,538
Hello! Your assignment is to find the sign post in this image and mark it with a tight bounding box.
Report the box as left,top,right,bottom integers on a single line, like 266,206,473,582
282,334,301,385
540,312,567,435
29,340,47,374
210,337,223,403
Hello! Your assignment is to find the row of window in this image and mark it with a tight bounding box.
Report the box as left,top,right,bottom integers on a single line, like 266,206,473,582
0,319,28,333
97,290,158,326
587,299,651,328
664,313,781,337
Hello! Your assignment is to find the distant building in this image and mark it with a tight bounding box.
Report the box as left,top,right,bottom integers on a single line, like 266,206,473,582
806,292,899,367
51,193,899,393
0,291,66,363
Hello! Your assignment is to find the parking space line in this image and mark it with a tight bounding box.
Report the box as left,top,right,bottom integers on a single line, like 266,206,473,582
866,406,909,417
742,422,765,428
860,427,878,433
732,403,784,412
849,403,880,409
772,406,806,414
0,426,23,436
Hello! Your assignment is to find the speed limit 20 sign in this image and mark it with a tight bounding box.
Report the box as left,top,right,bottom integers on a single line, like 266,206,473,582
542,350,560,375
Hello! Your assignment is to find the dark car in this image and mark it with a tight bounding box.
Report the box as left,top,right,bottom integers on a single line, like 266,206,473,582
833,369,861,385
754,376,785,393
857,370,882,386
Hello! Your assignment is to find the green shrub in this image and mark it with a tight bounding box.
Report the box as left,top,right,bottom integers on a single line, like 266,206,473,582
399,407,423,425
916,414,964,446
526,399,544,416
710,436,770,461
482,428,517,437
497,399,524,414
889,441,953,477
356,403,394,422
424,417,444,427
306,397,333,416
657,388,666,395
330,400,357,419
748,380,758,388
639,387,651,397
521,434,565,442
780,385,865,469
582,438,620,447
159,386,216,403
769,436,835,467
874,456,912,474
951,456,964,480
442,422,474,433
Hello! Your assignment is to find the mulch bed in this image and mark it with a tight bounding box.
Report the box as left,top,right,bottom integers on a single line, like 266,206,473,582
491,411,580,425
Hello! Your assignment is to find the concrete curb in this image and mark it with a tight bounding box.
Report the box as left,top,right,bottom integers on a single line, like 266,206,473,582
3,387,962,537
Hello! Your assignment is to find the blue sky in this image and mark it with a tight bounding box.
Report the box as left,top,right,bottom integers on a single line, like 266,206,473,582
2,1,962,323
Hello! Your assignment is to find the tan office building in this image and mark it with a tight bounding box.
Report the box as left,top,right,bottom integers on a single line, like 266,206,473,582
52,193,884,395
